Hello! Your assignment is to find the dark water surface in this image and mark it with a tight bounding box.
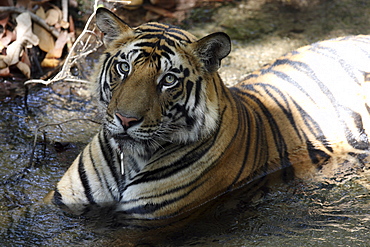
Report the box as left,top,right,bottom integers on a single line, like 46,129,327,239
0,83,369,246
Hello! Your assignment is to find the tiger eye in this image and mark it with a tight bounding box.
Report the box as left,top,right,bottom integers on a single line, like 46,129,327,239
165,74,176,84
117,62,130,74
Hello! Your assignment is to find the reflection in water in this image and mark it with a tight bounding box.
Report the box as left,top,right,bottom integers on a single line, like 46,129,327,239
0,84,369,246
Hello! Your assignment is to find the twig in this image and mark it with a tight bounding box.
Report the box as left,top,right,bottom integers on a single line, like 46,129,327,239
61,0,68,23
4,110,31,121
25,2,102,86
0,6,60,38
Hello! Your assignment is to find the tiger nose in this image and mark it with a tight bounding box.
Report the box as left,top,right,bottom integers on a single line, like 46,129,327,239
115,113,141,129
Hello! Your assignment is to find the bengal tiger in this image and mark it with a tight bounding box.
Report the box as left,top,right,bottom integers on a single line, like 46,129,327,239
50,7,370,220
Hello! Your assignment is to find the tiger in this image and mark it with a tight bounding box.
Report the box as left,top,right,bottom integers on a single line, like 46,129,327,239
50,7,370,220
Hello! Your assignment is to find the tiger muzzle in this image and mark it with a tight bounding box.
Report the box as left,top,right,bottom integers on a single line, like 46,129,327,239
115,112,143,130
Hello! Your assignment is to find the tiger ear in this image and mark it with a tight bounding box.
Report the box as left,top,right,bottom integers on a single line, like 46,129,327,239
96,8,132,46
192,32,231,73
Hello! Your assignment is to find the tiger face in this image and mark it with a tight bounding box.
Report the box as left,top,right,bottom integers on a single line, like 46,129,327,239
95,8,231,157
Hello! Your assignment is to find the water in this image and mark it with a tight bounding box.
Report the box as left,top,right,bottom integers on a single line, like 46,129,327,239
0,82,369,246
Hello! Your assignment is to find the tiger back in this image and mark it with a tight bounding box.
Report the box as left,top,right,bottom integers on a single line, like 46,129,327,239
50,8,370,219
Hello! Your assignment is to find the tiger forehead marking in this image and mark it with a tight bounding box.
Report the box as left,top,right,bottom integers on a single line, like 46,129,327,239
108,22,197,68
133,22,196,46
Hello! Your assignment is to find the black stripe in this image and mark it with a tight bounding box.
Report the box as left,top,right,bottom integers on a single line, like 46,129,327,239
88,140,117,200
345,110,369,150
264,60,316,101
99,131,122,196
227,92,272,189
135,41,176,56
193,77,202,108
141,23,170,29
253,112,270,175
291,100,333,153
160,45,176,56
98,53,113,104
124,107,228,207
165,32,192,43
123,179,207,216
123,107,227,191
124,137,214,188
232,87,291,170
184,80,194,105
78,154,96,205
136,34,179,48
259,83,304,141
135,41,157,48
258,57,365,152
161,51,171,61
139,23,193,42
52,188,66,207
226,98,252,189
137,33,163,40
239,81,334,157
121,95,228,207
306,139,331,165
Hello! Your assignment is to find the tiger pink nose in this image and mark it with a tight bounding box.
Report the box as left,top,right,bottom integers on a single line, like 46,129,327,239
115,113,140,129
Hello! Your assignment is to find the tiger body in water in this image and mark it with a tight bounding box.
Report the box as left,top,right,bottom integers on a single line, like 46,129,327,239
51,8,370,219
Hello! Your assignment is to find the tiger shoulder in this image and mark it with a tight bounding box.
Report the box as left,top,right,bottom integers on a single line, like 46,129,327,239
49,8,370,220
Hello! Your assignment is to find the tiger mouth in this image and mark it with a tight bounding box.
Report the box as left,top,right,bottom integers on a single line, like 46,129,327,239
112,133,135,141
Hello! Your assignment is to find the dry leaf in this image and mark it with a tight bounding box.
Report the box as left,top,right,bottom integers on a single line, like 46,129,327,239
16,61,30,78
0,29,16,49
60,20,69,29
20,48,31,67
2,12,39,66
41,58,59,68
34,7,55,52
15,12,39,47
45,8,62,26
0,55,7,69
0,12,39,77
69,15,75,33
45,30,68,59
0,66,10,77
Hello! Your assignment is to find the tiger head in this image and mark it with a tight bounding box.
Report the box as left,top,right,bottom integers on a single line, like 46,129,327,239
95,8,231,157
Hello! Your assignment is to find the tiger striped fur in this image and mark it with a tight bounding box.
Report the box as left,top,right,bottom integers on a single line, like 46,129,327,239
52,8,370,219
